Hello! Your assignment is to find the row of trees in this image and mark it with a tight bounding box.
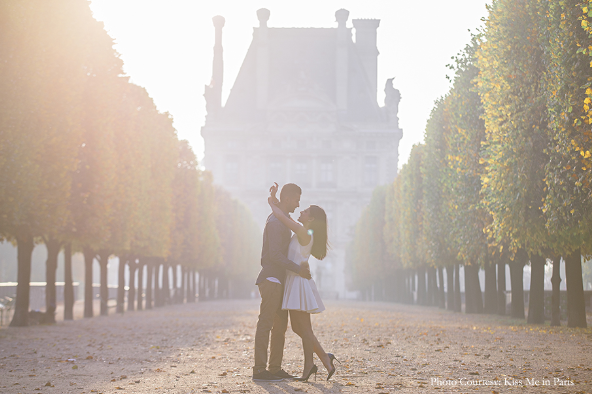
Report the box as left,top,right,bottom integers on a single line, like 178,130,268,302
350,0,591,327
0,0,260,326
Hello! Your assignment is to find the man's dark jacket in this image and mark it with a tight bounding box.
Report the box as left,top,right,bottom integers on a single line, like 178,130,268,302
255,213,301,285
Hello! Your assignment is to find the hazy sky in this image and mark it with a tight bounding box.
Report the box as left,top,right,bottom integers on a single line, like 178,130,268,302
89,0,491,168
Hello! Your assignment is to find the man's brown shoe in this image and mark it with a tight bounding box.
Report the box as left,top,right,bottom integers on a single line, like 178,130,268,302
273,369,297,379
252,370,283,382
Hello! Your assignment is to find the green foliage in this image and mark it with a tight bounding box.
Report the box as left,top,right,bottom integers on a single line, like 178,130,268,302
0,0,260,291
169,140,201,266
351,0,592,304
383,177,402,267
422,99,456,267
541,0,592,256
400,145,426,269
194,171,221,270
477,0,552,256
0,0,105,240
213,187,261,280
351,186,389,291
445,37,491,265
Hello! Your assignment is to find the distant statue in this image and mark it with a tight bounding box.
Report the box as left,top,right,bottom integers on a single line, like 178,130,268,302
384,78,401,126
204,83,214,114
204,81,220,116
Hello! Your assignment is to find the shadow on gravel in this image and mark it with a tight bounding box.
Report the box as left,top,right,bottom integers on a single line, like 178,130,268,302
0,300,261,393
255,381,342,393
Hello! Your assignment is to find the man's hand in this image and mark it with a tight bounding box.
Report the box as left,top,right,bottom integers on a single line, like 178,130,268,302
298,261,312,280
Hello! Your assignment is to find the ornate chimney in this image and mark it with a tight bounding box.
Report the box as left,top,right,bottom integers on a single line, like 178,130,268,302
352,19,380,103
204,15,225,116
256,8,270,109
335,9,350,112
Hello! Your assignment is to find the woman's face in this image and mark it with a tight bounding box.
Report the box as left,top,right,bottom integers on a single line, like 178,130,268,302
298,206,313,225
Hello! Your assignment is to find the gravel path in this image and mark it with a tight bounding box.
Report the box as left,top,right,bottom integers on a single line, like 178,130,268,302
1,300,591,394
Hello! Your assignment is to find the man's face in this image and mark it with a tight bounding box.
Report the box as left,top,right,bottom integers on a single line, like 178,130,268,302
284,193,301,213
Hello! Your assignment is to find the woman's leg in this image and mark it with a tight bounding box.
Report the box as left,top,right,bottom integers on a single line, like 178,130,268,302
290,310,332,372
290,310,314,376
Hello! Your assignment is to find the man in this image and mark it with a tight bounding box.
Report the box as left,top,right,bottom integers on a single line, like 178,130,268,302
252,183,311,382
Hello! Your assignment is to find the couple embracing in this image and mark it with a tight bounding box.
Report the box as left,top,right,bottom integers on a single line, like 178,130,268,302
252,183,338,382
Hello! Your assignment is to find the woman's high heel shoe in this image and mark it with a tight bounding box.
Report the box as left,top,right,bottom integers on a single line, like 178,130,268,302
296,364,318,382
326,353,340,381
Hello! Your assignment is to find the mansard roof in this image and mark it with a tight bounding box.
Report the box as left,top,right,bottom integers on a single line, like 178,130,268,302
222,26,386,123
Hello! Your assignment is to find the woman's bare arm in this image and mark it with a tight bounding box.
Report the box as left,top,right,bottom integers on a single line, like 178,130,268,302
267,197,311,245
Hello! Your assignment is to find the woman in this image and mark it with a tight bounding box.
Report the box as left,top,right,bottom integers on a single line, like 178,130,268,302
268,183,339,382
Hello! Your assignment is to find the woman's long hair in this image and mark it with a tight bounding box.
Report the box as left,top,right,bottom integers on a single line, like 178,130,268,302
309,205,329,260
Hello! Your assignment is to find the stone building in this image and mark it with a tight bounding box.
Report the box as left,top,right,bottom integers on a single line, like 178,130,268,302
201,9,402,299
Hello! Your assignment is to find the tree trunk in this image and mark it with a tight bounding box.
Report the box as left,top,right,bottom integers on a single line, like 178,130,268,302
97,251,110,316
156,262,163,306
527,254,545,324
83,247,95,318
116,256,126,314
565,249,587,328
497,259,506,315
550,255,561,326
446,266,454,310
146,260,153,309
172,264,178,303
180,267,186,303
10,234,35,327
465,264,483,314
405,272,411,304
426,267,436,306
221,275,230,299
207,274,215,299
198,270,205,302
128,260,136,311
400,270,407,303
509,251,526,319
464,264,473,313
44,238,61,323
454,264,461,312
417,267,426,306
63,243,74,321
137,261,144,310
162,262,170,305
186,268,192,303
437,267,445,309
484,260,497,314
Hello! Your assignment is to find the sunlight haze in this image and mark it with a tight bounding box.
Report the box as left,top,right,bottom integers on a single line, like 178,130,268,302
89,0,491,168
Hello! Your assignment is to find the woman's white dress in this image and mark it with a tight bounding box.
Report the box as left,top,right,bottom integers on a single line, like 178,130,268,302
282,234,325,313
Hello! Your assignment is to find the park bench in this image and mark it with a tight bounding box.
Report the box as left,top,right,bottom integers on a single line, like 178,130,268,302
0,296,15,326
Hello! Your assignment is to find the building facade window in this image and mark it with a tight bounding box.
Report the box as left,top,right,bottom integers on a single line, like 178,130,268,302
364,156,378,187
319,201,336,237
268,157,285,185
225,156,239,185
319,158,335,188
292,159,310,187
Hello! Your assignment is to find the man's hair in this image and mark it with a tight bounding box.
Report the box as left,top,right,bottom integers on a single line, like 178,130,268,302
280,183,301,200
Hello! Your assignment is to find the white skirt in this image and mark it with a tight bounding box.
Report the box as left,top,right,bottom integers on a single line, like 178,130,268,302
282,272,325,314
